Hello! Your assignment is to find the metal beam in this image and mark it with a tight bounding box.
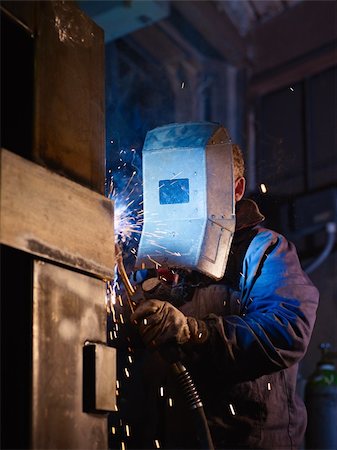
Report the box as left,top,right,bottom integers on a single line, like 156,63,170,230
249,42,337,97
128,23,191,65
248,0,337,75
1,149,115,280
172,0,248,66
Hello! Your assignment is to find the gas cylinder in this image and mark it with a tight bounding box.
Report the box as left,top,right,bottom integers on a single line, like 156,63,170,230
305,343,337,449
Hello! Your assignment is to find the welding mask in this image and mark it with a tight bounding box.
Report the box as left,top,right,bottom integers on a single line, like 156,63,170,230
136,122,235,280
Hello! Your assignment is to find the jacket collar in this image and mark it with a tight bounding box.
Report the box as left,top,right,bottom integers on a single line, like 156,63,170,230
235,198,265,231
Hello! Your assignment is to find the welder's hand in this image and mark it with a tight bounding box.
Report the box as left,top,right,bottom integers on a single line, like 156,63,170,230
131,300,189,346
131,299,209,347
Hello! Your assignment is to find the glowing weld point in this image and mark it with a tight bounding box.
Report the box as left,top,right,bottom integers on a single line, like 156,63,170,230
160,386,164,397
124,367,130,378
168,398,174,407
229,403,236,415
154,439,161,448
267,382,272,391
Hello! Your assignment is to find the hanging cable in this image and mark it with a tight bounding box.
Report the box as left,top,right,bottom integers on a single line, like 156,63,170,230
305,222,336,274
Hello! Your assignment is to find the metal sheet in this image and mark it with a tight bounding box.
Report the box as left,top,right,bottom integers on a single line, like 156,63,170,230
83,343,116,413
33,0,105,194
0,149,115,280
32,261,112,449
0,1,36,35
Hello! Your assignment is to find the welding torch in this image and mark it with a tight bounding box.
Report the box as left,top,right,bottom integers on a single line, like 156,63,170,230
115,243,215,450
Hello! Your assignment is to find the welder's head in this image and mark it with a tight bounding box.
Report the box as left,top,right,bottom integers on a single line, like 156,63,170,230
232,144,246,203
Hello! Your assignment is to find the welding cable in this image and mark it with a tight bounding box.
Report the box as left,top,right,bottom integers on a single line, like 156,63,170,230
115,243,136,312
304,222,336,274
172,361,215,450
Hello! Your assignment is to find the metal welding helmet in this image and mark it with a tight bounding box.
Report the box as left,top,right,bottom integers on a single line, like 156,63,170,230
135,122,236,280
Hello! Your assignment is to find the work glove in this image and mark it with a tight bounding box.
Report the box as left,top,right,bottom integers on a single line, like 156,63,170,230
131,299,209,348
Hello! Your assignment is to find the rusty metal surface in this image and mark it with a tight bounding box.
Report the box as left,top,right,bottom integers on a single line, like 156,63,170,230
32,260,111,449
1,1,36,35
1,149,115,280
33,1,105,194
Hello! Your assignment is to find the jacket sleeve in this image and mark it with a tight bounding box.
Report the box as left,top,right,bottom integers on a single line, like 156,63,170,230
193,228,319,382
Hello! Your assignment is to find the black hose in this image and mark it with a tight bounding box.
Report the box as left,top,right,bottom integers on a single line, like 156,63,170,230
172,361,215,450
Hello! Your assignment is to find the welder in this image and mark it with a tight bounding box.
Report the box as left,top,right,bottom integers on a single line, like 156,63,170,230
131,137,319,449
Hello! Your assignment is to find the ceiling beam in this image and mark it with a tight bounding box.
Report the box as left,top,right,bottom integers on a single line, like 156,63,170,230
249,42,337,97
157,18,204,65
172,0,248,67
128,23,189,65
248,0,337,75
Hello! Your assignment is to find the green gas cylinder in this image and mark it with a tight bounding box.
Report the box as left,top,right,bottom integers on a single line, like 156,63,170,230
305,343,337,449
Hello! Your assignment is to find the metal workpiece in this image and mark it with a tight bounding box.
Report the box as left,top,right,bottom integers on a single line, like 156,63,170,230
33,1,105,193
136,122,236,279
0,1,36,37
0,149,115,280
2,0,105,193
1,2,113,449
83,342,117,413
32,261,112,449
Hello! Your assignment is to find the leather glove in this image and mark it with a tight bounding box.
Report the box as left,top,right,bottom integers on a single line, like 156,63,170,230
130,299,209,347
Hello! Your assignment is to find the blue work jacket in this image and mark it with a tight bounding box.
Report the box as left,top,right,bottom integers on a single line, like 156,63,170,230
134,199,319,450
177,201,319,449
